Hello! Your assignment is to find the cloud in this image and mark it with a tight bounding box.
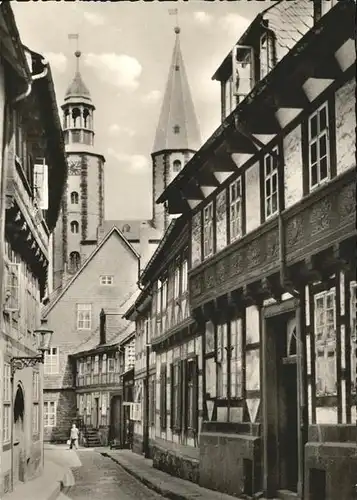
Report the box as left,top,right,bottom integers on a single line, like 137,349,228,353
107,149,149,173
108,124,135,137
44,52,67,73
193,11,212,25
141,90,161,104
84,53,142,90
83,11,105,26
219,13,250,35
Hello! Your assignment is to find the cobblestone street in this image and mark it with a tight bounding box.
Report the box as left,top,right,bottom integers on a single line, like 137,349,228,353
60,451,165,500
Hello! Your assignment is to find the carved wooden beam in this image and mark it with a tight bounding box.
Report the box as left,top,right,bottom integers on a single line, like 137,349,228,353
203,299,218,323
224,130,258,155
302,256,331,288
261,277,283,303
211,151,238,173
242,284,264,307
184,179,204,201
197,164,220,188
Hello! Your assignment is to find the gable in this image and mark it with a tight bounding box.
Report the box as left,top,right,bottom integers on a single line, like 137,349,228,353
44,227,139,318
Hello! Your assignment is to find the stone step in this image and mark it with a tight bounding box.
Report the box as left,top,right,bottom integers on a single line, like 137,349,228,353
277,490,298,500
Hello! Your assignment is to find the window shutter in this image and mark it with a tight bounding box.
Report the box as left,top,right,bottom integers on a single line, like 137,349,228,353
177,361,183,431
192,356,199,433
160,365,167,430
182,359,188,431
170,363,174,429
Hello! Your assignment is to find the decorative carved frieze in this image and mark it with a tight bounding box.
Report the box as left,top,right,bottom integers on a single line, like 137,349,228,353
339,182,355,217
309,197,332,236
286,216,303,248
189,171,355,310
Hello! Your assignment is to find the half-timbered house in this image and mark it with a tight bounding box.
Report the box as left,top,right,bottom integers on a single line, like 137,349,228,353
125,217,202,482
158,1,356,498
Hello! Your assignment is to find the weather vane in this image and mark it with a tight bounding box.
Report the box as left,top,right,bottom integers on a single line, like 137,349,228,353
68,33,81,71
168,8,180,34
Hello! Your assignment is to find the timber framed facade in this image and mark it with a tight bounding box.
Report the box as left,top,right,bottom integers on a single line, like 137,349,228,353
158,2,356,499
125,217,202,482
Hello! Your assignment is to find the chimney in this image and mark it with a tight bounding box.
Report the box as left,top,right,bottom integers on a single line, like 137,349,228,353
99,308,106,345
313,0,322,24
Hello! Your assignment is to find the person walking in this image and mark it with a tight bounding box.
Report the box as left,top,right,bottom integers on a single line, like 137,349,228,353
69,423,79,450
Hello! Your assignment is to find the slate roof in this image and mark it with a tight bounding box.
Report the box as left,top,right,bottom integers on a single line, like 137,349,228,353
212,0,314,81
264,0,314,61
153,28,201,153
64,70,92,103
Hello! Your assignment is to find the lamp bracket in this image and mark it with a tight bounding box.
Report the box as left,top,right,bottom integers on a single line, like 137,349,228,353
10,354,44,378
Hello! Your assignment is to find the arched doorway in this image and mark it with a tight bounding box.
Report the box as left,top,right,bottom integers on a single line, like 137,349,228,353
13,384,25,484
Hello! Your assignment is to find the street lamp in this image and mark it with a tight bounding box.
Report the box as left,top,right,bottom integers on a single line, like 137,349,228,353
10,322,53,379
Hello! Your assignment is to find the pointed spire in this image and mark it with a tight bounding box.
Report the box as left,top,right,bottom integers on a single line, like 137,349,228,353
153,25,201,153
65,34,92,103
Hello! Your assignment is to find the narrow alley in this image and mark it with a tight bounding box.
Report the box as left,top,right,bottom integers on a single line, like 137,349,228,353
60,451,164,500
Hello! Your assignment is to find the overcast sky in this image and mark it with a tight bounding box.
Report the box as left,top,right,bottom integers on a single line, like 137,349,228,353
12,1,265,221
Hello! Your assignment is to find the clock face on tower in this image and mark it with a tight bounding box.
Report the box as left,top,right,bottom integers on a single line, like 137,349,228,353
68,158,82,175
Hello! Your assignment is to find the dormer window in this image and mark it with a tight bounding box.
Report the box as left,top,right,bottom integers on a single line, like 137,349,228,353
232,45,254,104
260,32,275,80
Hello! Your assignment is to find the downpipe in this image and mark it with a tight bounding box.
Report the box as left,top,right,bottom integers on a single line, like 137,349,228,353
12,57,48,104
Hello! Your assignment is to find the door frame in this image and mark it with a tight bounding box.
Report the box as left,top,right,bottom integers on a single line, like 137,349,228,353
261,297,306,498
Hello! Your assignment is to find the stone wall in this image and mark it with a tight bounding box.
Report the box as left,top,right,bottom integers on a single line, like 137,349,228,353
44,389,76,442
199,423,261,498
152,440,200,484
305,424,357,500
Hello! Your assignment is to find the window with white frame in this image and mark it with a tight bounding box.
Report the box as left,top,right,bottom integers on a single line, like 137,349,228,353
260,32,275,80
230,318,243,398
350,282,356,394
3,363,11,443
44,347,59,375
44,401,56,427
77,304,92,330
94,355,99,374
182,259,188,293
100,275,114,285
264,147,279,219
229,178,242,241
314,288,336,396
102,354,107,373
156,280,162,315
203,203,214,258
108,356,115,372
216,323,228,398
308,103,330,190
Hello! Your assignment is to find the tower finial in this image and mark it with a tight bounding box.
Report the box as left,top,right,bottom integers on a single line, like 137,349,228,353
169,8,180,34
68,33,81,72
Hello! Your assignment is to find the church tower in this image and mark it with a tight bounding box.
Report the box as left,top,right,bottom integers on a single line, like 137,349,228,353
52,44,105,290
152,25,201,232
